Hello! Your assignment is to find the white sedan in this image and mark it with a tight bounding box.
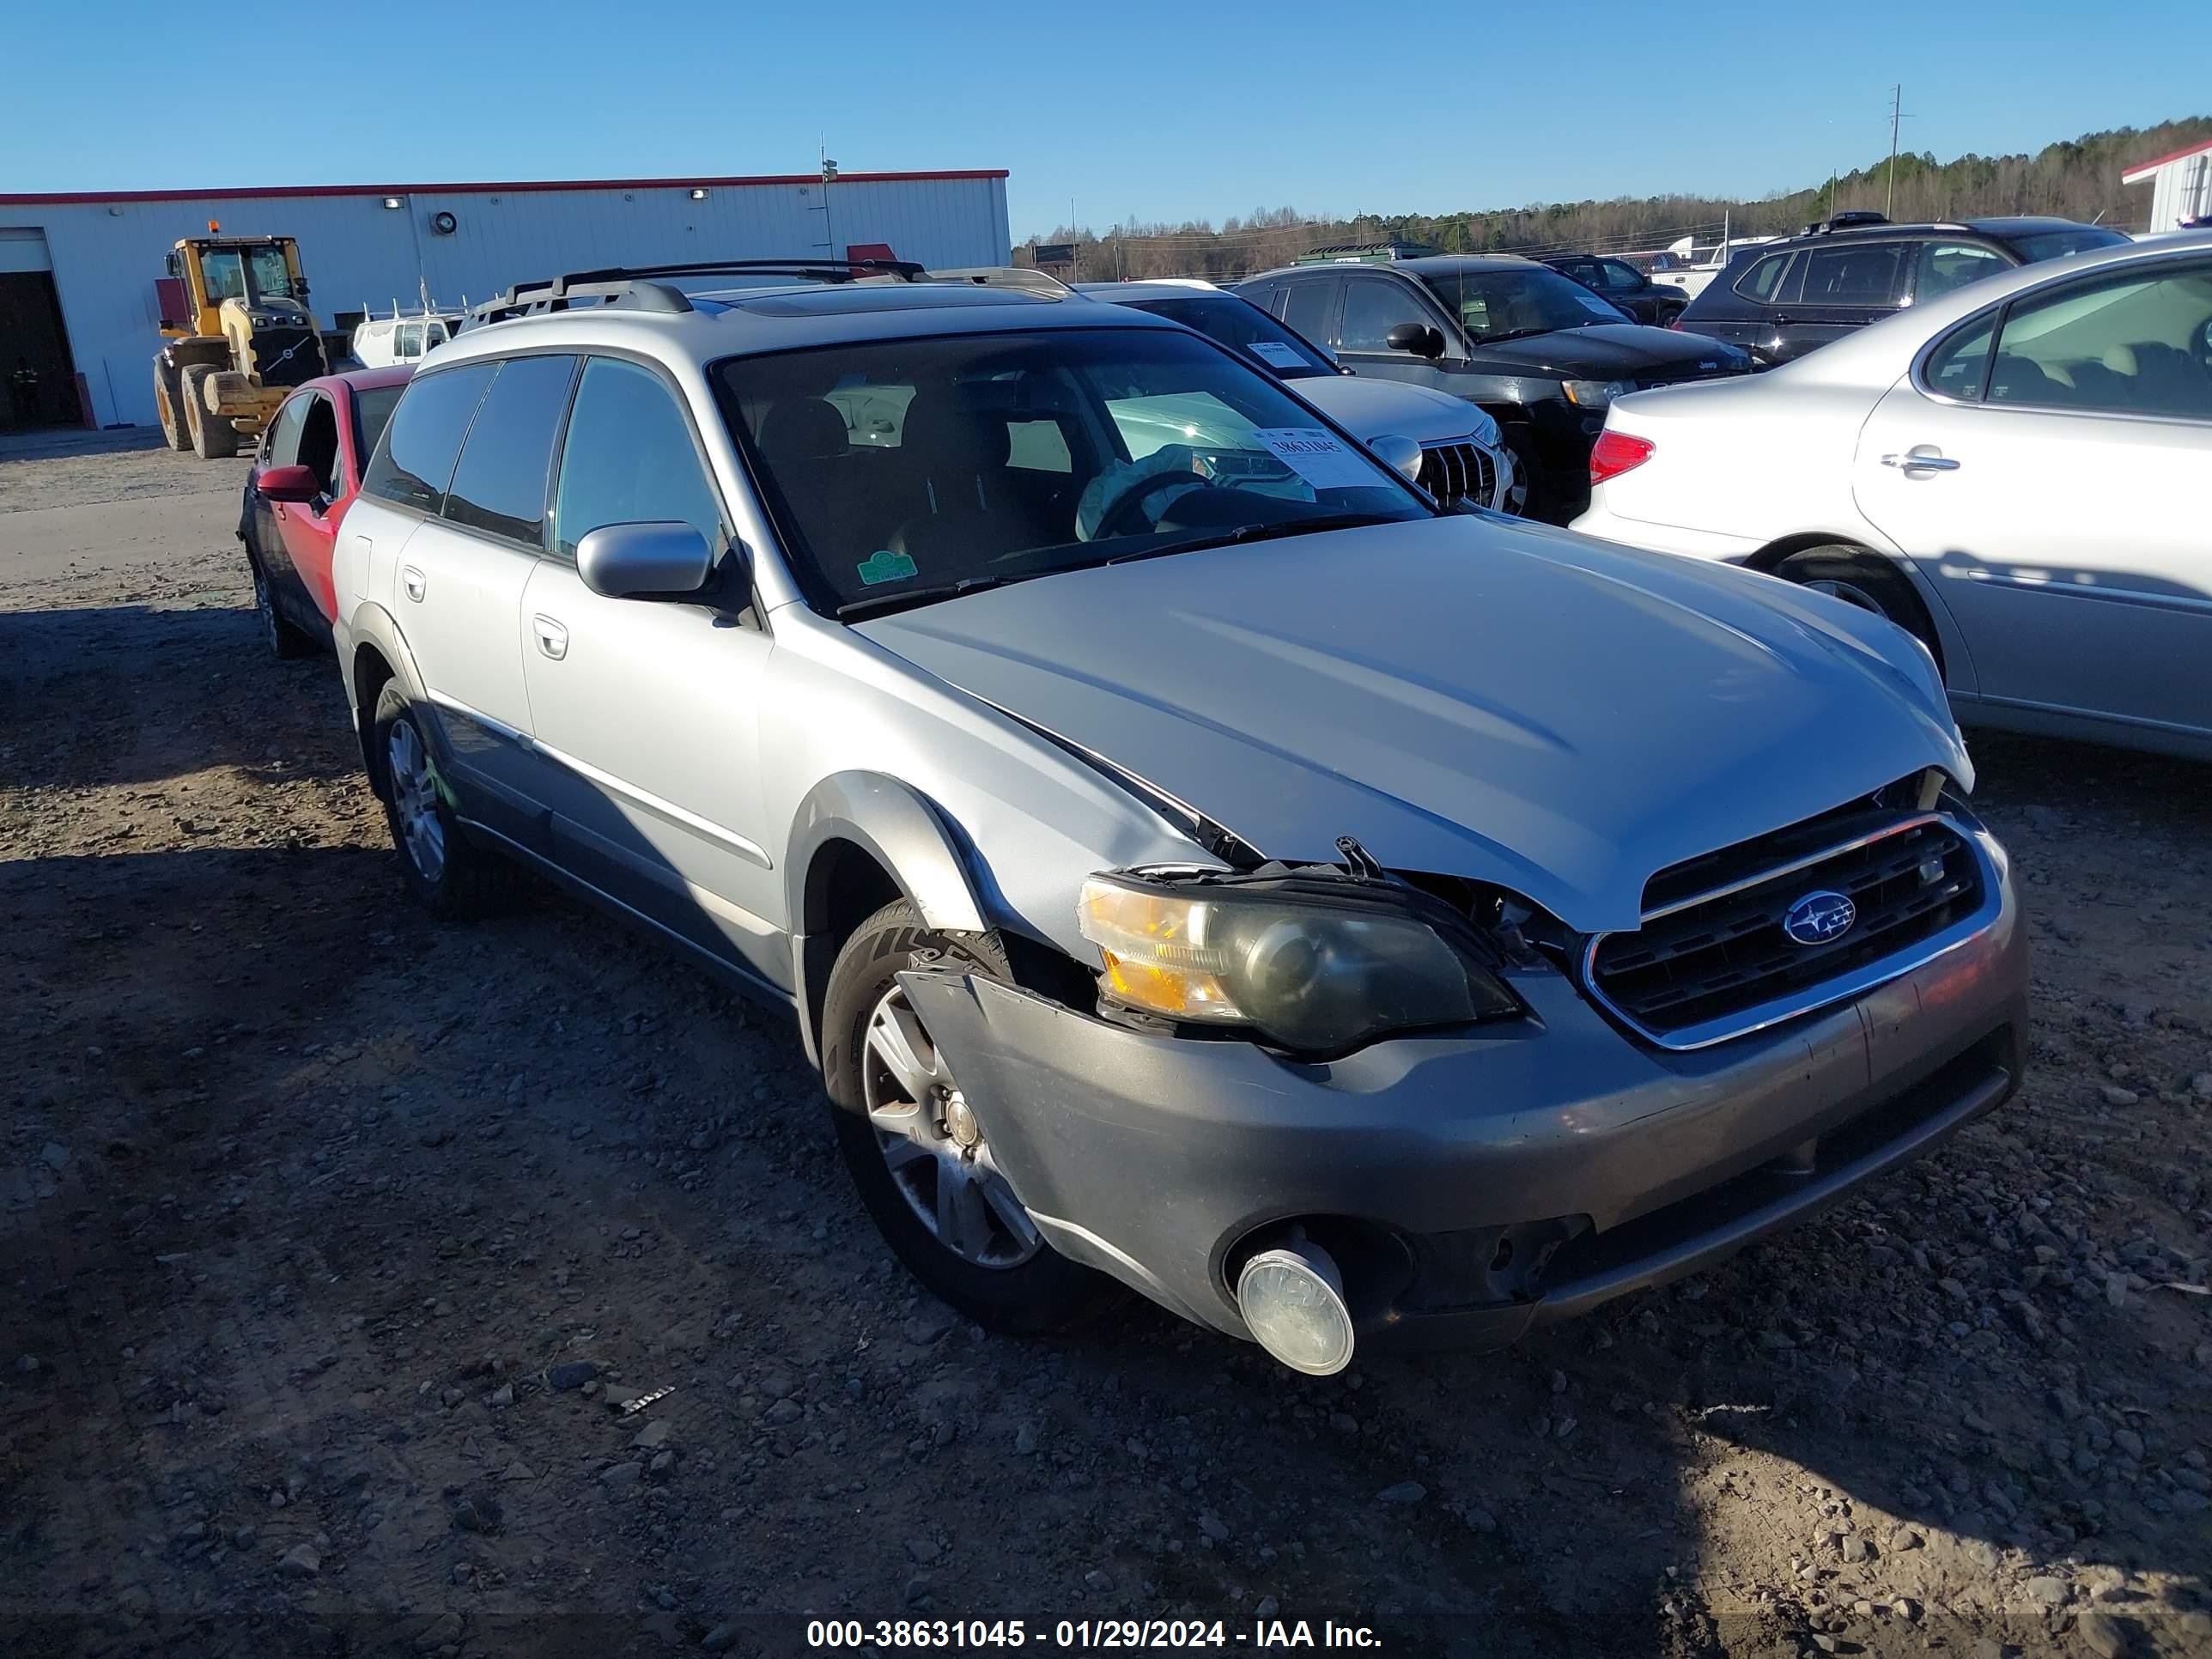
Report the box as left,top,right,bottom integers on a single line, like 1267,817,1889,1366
1574,231,2212,760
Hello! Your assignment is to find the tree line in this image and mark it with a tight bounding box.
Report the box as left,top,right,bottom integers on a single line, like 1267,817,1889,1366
1017,117,2212,283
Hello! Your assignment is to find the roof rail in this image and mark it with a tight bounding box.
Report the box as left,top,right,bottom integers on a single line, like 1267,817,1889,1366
471,258,927,321
1292,240,1442,264
918,266,1073,295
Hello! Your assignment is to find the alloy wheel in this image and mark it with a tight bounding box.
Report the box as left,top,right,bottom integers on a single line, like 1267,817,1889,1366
386,718,446,882
862,985,1042,1269
1802,576,1890,619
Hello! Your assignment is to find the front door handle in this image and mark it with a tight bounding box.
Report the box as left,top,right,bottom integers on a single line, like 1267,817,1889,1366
532,615,568,660
1881,452,1960,472
401,564,426,601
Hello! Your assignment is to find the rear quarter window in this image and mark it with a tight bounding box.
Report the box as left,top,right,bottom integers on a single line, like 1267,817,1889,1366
1733,252,1796,303
362,364,495,514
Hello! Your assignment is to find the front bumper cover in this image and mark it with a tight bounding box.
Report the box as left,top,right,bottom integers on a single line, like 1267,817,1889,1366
898,848,2025,1351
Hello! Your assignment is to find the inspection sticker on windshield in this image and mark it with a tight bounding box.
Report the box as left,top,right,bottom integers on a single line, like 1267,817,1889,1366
854,550,918,586
1249,428,1376,490
1573,292,1617,315
1248,341,1308,371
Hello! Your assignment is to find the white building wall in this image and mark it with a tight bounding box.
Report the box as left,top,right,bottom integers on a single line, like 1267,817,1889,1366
3,173,1010,428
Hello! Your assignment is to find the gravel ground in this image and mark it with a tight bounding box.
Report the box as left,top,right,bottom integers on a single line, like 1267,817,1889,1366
3,443,2208,1659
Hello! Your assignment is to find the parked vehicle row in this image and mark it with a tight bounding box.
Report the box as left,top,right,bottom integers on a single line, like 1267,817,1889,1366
1577,229,2212,760
1674,211,2130,366
277,257,2027,1376
1231,247,1751,520
1537,253,1688,326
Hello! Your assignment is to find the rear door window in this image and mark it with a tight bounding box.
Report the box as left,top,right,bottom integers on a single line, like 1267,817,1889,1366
444,355,580,545
1598,259,1647,293
1798,241,1909,308
1279,276,1337,344
362,363,495,514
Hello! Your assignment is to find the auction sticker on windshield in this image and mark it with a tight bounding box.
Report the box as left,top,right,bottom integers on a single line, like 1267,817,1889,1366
1572,292,1618,315
1248,428,1376,490
1248,341,1309,371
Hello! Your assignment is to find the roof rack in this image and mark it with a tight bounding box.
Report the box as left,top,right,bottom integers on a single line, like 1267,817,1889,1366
1801,210,1891,236
471,258,927,321
1292,240,1442,265
918,266,1073,295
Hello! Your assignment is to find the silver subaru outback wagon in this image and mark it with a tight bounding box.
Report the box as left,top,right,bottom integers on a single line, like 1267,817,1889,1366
331,262,2026,1375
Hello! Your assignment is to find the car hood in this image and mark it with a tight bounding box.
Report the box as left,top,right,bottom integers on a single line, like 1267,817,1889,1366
854,517,1966,933
1470,323,1739,378
1293,374,1500,447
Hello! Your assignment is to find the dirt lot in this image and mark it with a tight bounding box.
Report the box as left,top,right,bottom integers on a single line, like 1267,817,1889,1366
3,440,2208,1659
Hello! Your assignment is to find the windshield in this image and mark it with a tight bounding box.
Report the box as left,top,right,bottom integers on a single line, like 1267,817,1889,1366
353,385,405,469
716,327,1430,617
1121,295,1336,380
1418,267,1630,342
2008,227,2130,264
198,246,298,305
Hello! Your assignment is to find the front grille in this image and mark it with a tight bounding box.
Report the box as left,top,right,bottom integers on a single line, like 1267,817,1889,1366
1589,814,1985,1045
1417,440,1498,507
252,329,324,388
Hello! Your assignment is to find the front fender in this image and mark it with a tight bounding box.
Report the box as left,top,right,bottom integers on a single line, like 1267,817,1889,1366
786,771,988,937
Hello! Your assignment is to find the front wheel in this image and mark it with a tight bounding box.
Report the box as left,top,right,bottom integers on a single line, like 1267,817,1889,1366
154,361,191,452
246,536,316,659
821,900,1116,1334
180,365,239,459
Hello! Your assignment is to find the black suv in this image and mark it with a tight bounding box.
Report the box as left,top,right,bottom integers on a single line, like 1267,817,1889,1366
1236,252,1747,521
1674,213,2128,367
1539,253,1686,325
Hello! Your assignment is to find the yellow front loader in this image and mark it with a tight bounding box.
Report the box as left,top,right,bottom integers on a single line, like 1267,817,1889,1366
153,231,330,459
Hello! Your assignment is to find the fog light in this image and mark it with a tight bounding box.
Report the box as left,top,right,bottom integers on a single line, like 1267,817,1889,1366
1237,1240,1354,1376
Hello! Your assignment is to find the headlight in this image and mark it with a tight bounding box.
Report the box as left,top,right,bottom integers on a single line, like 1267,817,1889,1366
1562,379,1634,409
1078,873,1516,1053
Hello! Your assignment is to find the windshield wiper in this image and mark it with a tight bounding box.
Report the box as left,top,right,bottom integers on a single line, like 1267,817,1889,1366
1109,512,1407,562
1471,326,1554,345
836,574,1016,620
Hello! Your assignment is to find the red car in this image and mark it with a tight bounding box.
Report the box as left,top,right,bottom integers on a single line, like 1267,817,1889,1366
238,366,411,657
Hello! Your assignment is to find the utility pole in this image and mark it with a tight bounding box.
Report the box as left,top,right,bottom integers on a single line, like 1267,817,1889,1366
1886,84,1904,219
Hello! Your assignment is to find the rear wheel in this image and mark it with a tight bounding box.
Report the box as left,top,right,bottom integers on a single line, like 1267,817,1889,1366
180,365,239,459
154,361,191,451
1771,544,1942,667
821,900,1116,1334
1497,428,1539,518
370,682,523,917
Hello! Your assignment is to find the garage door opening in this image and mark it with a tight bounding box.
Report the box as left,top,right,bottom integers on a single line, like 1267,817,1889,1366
2,229,81,430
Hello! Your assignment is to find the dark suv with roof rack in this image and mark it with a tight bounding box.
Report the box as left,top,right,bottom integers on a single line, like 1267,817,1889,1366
1236,248,1748,521
1673,213,2128,367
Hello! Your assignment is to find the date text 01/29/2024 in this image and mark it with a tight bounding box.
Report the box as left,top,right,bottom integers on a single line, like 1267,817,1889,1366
803,1619,1384,1649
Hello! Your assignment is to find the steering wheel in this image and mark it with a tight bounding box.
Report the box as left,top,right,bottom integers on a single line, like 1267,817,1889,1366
1085,469,1212,542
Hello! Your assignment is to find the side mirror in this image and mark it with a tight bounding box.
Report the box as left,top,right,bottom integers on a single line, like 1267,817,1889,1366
1365,433,1424,485
576,521,715,599
258,463,319,504
1385,322,1446,359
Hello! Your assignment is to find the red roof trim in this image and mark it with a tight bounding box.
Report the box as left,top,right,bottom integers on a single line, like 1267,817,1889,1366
2121,137,2212,181
0,168,1009,207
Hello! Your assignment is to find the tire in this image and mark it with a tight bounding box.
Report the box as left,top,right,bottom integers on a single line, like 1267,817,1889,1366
154,361,191,452
180,364,240,459
1497,428,1540,519
1771,544,1943,667
246,537,316,660
369,682,523,918
821,899,1116,1334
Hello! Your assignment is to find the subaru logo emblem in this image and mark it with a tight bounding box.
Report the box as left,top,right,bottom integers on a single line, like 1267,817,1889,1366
1784,890,1856,946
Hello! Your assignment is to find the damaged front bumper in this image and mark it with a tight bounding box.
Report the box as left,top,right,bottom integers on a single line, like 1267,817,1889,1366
897,865,2026,1354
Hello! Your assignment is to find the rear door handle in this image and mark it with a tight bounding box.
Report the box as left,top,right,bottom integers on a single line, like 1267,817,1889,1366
1881,452,1960,472
401,564,426,601
532,615,568,660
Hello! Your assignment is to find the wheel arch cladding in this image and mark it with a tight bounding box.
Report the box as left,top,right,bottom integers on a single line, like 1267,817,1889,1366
344,606,428,794
787,772,994,1066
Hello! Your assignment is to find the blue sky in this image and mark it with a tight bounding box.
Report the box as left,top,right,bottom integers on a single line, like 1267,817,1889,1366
5,0,2206,238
